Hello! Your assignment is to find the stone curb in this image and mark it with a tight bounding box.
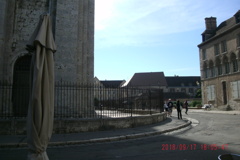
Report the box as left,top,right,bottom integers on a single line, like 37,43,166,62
189,110,240,115
0,120,192,149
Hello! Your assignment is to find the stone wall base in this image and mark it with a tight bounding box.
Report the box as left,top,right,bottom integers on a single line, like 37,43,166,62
0,113,167,135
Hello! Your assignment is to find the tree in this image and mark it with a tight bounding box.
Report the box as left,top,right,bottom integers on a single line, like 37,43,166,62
195,89,202,98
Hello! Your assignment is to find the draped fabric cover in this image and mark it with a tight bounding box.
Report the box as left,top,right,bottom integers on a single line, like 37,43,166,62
26,14,56,160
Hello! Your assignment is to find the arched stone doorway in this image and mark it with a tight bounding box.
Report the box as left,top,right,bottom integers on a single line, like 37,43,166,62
12,55,31,117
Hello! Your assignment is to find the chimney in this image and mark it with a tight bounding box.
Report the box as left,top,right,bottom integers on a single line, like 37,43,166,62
205,17,217,30
202,17,217,42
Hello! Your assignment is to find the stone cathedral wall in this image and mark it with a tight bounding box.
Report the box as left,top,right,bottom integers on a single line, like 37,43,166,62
0,0,94,83
0,0,95,117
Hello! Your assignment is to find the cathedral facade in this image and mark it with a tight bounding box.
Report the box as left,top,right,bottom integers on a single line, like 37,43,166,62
0,0,94,83
0,0,95,117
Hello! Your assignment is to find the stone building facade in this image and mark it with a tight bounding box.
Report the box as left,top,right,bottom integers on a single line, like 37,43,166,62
165,76,200,100
94,77,126,102
0,0,95,117
198,10,240,110
0,0,94,83
125,72,200,100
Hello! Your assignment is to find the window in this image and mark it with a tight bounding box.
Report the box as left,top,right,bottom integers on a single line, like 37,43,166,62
170,88,175,92
189,88,194,94
202,49,206,60
231,53,238,72
210,68,215,77
181,88,186,93
216,57,222,76
221,40,227,53
237,34,240,48
233,60,238,72
214,44,220,55
204,69,208,78
207,85,215,101
231,81,240,99
223,56,230,74
203,62,208,78
217,65,222,75
209,60,215,77
225,62,230,74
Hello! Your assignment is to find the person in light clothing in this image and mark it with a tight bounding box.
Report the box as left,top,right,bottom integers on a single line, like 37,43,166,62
163,102,169,116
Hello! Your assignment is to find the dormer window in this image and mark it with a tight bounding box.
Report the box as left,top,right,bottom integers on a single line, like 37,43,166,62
234,10,240,23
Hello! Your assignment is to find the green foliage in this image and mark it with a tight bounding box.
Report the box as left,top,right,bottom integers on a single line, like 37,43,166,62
173,101,177,106
190,100,202,107
195,89,202,98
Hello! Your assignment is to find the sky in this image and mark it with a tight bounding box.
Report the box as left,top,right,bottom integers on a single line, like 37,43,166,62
94,0,240,81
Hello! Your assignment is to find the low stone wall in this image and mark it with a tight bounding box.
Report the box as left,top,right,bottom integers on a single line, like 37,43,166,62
0,113,167,135
0,119,27,135
54,113,166,134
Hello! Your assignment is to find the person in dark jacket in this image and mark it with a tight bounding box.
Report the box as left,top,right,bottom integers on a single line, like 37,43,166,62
184,100,189,115
176,100,182,119
167,99,173,117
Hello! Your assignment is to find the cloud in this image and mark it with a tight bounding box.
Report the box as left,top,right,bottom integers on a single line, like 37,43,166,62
95,0,122,30
95,0,239,48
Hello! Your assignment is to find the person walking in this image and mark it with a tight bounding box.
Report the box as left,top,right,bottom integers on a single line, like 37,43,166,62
163,102,169,117
176,100,182,119
184,100,189,115
167,99,173,117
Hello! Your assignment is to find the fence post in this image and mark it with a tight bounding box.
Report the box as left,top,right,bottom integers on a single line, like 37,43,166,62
149,89,152,115
128,86,132,117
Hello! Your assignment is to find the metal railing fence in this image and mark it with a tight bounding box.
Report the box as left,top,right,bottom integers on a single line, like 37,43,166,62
0,80,164,119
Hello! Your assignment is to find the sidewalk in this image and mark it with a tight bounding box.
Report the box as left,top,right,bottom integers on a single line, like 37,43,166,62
0,116,191,148
188,108,240,115
1,109,238,148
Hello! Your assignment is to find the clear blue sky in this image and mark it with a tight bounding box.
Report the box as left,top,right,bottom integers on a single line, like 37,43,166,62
94,0,239,80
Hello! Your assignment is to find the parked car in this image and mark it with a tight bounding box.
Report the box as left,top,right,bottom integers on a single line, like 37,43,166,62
202,104,213,110
218,153,240,160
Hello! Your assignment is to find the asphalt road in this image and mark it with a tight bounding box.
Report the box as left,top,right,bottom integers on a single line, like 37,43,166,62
1,112,240,160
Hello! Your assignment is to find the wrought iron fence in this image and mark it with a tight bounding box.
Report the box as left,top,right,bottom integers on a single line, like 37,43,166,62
0,80,164,119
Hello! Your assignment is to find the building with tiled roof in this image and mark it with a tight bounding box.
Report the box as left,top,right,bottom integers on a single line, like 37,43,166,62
125,72,167,89
100,80,126,88
94,77,126,101
125,72,200,100
165,76,201,99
